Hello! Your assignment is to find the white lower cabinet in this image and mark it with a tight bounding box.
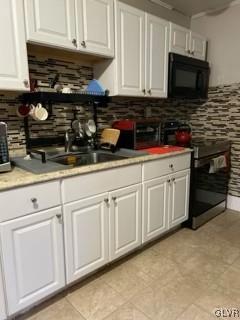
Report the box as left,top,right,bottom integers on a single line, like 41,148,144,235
109,184,141,261
169,169,190,229
0,260,6,320
0,207,65,315
143,176,169,243
143,168,190,244
64,193,109,284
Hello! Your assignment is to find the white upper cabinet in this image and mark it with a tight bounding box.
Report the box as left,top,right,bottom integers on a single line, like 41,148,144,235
75,0,114,57
0,207,65,315
146,14,169,98
169,23,190,56
170,23,207,61
0,0,29,91
190,32,207,61
0,260,6,320
109,184,141,261
116,2,145,96
24,0,77,50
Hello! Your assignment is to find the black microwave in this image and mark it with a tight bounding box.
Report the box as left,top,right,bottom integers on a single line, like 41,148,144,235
168,53,210,99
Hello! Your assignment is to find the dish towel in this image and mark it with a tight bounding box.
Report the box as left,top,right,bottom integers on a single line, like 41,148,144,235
209,155,227,174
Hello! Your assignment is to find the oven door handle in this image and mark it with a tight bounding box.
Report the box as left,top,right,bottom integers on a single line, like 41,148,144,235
194,153,229,169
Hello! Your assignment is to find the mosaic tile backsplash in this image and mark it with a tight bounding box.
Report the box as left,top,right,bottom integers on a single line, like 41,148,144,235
0,55,239,197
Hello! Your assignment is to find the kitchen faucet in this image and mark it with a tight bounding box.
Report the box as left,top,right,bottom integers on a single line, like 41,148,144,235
64,129,76,153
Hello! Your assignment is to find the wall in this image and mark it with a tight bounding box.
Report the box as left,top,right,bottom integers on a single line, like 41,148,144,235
121,0,190,27
191,2,240,86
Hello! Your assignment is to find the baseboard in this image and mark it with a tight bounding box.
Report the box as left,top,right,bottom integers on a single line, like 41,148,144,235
227,195,240,211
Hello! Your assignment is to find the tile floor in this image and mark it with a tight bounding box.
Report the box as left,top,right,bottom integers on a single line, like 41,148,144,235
18,210,240,320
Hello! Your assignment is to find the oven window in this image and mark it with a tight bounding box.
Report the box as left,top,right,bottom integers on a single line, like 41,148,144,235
192,165,228,217
175,69,197,88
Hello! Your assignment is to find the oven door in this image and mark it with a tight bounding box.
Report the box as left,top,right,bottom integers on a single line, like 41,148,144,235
190,153,229,218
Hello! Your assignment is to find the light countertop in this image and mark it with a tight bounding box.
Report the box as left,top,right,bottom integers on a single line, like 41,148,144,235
0,149,191,192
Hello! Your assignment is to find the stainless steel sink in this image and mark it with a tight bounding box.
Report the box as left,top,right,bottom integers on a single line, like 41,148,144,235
50,151,126,167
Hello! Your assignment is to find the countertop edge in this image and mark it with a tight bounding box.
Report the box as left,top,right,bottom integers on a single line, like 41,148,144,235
0,149,192,192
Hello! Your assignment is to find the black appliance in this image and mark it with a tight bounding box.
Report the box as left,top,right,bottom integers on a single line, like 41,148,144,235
168,53,210,99
188,139,230,229
112,119,161,150
162,120,191,145
0,122,11,173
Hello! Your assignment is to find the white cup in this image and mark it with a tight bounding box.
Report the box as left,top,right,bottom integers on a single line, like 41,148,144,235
32,103,48,121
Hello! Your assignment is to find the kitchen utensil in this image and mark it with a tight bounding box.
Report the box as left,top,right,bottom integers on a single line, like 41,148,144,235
32,103,48,121
100,128,120,147
72,119,84,138
16,104,31,118
85,120,96,137
175,123,192,147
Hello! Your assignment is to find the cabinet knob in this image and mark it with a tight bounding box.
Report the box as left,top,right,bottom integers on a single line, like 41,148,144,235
112,196,117,202
191,51,195,56
31,197,37,203
172,178,176,182
72,38,77,47
23,79,29,88
148,89,152,95
142,89,146,95
167,179,171,183
169,164,174,169
104,198,109,205
81,41,86,48
56,214,63,223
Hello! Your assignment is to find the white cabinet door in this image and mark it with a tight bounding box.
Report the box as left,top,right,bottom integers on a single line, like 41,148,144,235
0,207,65,315
169,169,190,229
143,176,169,243
146,14,169,98
24,0,77,50
76,0,114,57
169,23,190,56
0,0,29,91
64,194,109,284
190,32,207,61
0,259,6,320
117,2,145,97
110,185,141,260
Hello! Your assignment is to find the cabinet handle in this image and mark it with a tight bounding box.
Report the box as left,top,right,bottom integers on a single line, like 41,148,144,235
142,89,146,95
72,38,77,47
81,40,86,48
187,49,191,54
23,79,29,88
148,89,152,95
169,164,174,169
191,51,195,56
112,196,117,202
167,179,171,183
172,178,176,182
31,197,37,203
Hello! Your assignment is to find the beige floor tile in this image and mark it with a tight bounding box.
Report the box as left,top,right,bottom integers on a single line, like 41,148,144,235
104,303,150,320
195,284,239,316
67,279,125,320
217,220,240,247
208,210,240,231
18,297,85,320
177,304,216,320
99,261,151,299
131,276,203,320
218,265,240,294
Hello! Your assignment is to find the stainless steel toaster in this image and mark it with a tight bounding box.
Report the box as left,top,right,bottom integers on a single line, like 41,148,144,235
0,122,11,172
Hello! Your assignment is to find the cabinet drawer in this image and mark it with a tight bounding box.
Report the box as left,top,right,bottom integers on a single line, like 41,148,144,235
0,181,61,222
62,164,142,204
143,153,191,181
